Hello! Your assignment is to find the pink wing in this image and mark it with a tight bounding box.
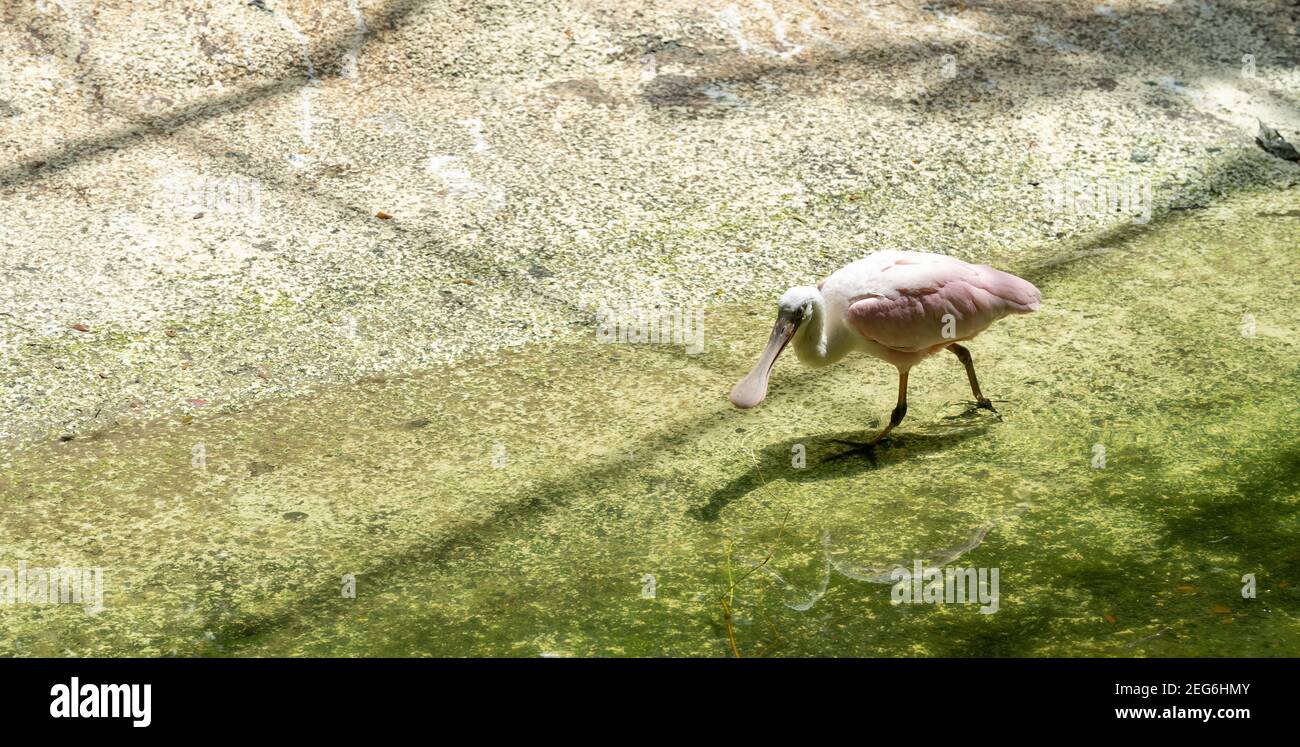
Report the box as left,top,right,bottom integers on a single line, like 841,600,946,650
845,257,1040,353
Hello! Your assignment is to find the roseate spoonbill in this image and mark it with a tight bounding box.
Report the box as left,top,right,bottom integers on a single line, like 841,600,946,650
729,250,1041,448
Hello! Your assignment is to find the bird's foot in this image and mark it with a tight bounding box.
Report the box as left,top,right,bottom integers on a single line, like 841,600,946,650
944,399,1007,422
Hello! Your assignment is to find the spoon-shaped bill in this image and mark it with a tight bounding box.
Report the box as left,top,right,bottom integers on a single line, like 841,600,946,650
729,314,800,409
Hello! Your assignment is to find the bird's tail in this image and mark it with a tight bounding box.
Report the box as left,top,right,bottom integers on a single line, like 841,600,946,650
976,266,1042,313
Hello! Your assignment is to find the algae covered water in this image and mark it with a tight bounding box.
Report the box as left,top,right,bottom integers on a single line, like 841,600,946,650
1,187,1297,657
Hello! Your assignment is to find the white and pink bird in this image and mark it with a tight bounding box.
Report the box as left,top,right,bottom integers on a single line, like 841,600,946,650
730,250,1041,448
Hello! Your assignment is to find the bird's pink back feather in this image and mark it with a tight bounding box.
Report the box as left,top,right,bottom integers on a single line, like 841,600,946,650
838,253,1040,353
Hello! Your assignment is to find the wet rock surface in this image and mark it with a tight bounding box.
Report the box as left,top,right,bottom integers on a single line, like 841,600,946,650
0,186,1297,656
0,1,1297,657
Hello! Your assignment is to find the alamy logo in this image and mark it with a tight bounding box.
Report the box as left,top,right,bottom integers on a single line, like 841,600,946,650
49,677,151,727
1041,175,1152,224
0,562,104,614
152,173,262,224
595,305,705,355
890,560,1000,614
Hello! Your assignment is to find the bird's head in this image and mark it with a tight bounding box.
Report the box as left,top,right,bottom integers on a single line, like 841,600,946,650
729,285,819,409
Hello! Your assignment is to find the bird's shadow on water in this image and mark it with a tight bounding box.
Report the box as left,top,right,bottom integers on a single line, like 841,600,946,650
689,422,989,522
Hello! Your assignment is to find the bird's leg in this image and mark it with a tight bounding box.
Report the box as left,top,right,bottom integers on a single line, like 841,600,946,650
948,343,996,413
867,370,908,445
826,372,908,463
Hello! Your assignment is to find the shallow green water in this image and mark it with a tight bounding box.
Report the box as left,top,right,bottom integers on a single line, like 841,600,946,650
1,187,1297,657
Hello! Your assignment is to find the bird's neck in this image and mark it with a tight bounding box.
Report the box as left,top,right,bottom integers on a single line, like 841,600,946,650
791,292,852,367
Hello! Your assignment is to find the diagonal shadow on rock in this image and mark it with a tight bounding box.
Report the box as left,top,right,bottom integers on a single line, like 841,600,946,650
0,0,431,189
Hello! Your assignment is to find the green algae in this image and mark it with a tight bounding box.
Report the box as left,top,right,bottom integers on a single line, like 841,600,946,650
1,186,1297,657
